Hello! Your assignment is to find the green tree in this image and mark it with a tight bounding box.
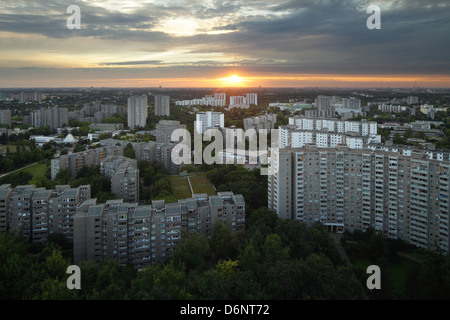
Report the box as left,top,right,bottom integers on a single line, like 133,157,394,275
263,234,290,265
123,143,136,159
171,232,210,273
73,143,86,153
209,222,234,261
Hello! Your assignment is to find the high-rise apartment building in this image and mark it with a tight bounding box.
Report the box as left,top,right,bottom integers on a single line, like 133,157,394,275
128,95,148,129
154,95,170,117
280,116,380,149
268,144,450,252
73,192,245,268
407,96,419,105
214,93,227,105
175,93,226,107
100,156,139,203
314,95,335,117
243,114,277,131
26,106,68,130
0,109,11,127
288,116,378,136
246,93,258,106
154,120,187,143
342,97,361,110
19,92,42,103
230,96,246,106
195,111,225,134
0,184,91,244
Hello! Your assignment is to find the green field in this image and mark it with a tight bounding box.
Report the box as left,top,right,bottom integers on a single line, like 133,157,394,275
169,172,216,199
188,172,216,196
169,176,192,199
351,255,419,298
18,162,48,179
0,145,18,153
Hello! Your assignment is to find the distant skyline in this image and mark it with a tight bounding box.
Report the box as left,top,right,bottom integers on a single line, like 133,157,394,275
1,0,450,88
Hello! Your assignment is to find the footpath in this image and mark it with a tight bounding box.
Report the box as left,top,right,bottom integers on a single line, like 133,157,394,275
330,233,370,300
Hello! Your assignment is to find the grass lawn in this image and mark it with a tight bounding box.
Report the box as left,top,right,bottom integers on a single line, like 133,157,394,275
169,176,192,199
188,172,216,196
389,256,418,297
350,255,419,299
0,145,17,153
169,172,216,199
18,162,48,178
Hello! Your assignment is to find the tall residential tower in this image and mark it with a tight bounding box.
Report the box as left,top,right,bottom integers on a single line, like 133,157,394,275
127,95,148,129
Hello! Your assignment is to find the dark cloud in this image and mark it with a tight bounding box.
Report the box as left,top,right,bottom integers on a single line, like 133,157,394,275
0,0,449,82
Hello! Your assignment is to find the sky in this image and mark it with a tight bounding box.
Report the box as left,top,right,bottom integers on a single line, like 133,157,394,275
0,0,449,88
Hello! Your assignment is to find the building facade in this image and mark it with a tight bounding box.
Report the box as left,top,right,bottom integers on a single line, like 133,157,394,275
154,95,170,117
195,112,225,134
154,120,187,143
243,113,277,131
100,156,140,203
0,184,91,244
281,116,380,149
268,144,450,252
100,139,183,174
128,95,148,129
175,93,226,107
73,192,245,268
0,109,11,127
51,145,123,179
25,106,68,130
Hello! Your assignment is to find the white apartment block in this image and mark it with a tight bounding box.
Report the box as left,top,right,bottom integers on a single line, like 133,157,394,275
279,126,379,149
195,111,225,134
175,93,226,107
268,144,450,252
281,116,380,149
246,93,258,105
378,104,407,113
229,93,258,107
288,116,377,136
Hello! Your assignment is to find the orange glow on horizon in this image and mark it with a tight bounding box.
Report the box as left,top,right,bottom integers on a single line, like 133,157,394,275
88,74,450,88
4,73,450,88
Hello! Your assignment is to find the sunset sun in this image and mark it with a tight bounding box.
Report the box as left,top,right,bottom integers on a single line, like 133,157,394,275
219,74,249,87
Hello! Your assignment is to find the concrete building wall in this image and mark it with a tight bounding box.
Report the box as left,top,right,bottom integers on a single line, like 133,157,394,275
268,145,450,251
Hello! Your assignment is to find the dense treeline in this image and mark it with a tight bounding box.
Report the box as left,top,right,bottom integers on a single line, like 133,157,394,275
19,165,116,204
0,208,362,300
342,228,450,300
0,144,51,174
206,164,268,211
